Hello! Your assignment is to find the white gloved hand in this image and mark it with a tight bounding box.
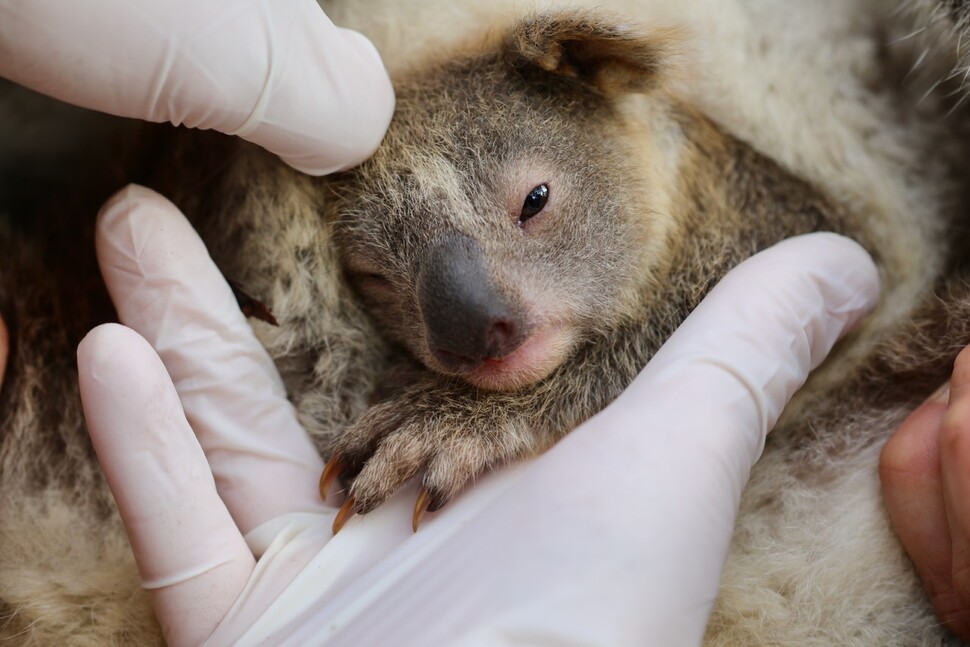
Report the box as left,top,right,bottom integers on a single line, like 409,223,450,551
77,185,879,646
0,0,394,175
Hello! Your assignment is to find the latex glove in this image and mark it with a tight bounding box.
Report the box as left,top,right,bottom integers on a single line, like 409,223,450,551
77,185,879,646
881,355,970,640
0,0,394,175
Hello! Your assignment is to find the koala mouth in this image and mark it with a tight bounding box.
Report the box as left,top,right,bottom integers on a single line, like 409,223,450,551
429,324,572,392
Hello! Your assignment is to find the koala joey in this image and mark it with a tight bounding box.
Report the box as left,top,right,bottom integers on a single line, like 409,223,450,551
2,1,970,645
319,11,862,528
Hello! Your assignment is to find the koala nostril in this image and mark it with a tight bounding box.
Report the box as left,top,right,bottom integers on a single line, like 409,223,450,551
486,319,517,358
429,315,526,372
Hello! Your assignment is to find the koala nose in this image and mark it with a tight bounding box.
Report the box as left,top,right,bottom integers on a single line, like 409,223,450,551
418,235,526,371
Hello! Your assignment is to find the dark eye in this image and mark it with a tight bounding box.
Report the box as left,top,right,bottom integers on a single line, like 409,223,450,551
519,184,549,224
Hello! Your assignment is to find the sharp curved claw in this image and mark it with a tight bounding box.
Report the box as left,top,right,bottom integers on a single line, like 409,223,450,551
412,487,431,533
332,496,357,535
320,454,347,500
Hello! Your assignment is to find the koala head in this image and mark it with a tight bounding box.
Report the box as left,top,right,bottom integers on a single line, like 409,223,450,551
327,12,680,392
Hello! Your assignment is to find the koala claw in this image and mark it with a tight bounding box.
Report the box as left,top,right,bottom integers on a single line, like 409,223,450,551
332,496,357,535
412,487,431,532
412,484,451,532
329,381,535,530
320,453,347,500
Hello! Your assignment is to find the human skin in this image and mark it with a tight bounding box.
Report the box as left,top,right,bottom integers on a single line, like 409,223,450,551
881,350,970,641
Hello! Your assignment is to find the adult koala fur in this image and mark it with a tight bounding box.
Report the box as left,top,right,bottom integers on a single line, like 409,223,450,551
1,0,969,644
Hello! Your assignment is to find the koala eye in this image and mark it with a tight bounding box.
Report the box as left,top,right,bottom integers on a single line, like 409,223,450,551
347,267,392,294
354,272,390,287
519,184,549,224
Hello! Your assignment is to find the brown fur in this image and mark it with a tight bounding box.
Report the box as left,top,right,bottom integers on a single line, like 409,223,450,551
0,3,969,645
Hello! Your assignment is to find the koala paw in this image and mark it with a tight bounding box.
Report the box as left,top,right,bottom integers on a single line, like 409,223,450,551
319,382,539,533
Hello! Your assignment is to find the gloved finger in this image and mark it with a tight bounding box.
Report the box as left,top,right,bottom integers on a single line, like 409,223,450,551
95,185,326,535
0,0,393,175
634,232,878,439
940,348,970,638
880,382,968,638
78,324,254,647
0,310,8,390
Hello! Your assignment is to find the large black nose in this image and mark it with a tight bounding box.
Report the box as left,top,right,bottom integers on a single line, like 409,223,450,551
418,235,526,372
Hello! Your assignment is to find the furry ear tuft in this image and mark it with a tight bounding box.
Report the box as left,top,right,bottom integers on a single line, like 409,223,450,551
506,11,679,95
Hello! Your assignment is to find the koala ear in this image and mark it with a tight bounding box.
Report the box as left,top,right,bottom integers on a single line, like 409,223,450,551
506,11,678,95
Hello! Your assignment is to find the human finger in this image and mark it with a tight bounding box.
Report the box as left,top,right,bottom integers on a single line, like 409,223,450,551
0,0,394,175
78,324,254,647
880,383,961,634
95,184,326,535
940,347,970,638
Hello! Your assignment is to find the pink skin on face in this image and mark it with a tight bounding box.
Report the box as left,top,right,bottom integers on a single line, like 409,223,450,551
457,323,575,391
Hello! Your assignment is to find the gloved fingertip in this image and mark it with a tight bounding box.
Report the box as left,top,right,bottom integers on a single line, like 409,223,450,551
96,184,173,243
710,233,880,376
783,234,881,367
77,324,189,488
94,184,223,333
332,28,395,165
274,28,395,176
98,183,153,223
767,233,881,321
76,324,111,375
77,324,160,395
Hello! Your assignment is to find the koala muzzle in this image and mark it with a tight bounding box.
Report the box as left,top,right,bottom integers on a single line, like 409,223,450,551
418,235,527,372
